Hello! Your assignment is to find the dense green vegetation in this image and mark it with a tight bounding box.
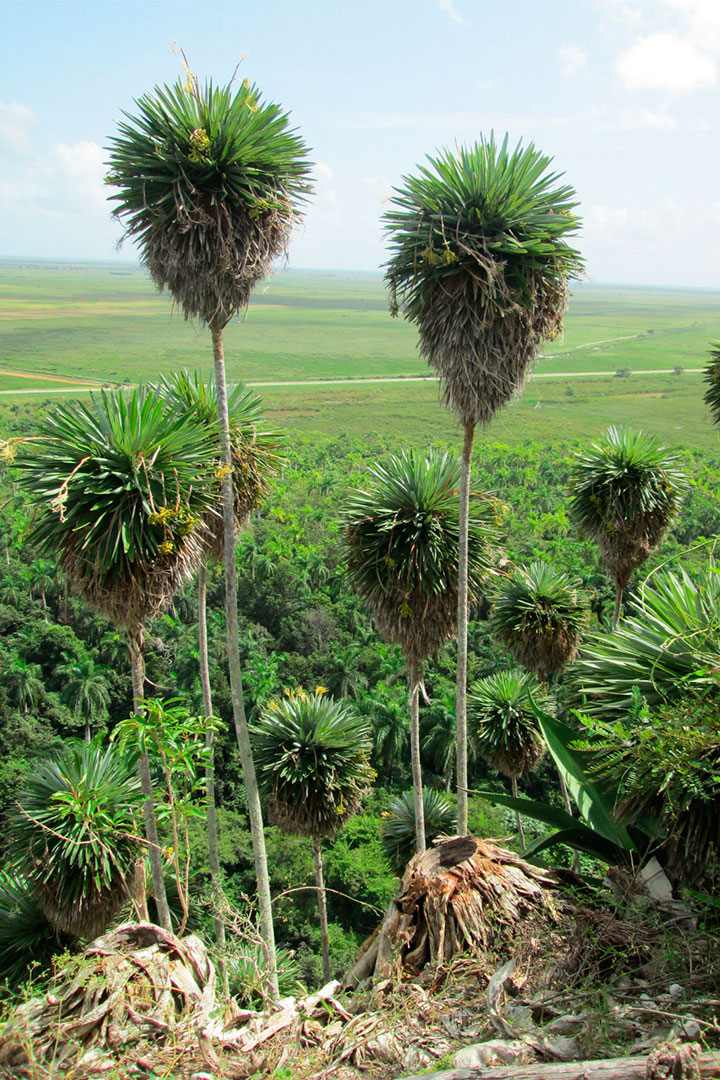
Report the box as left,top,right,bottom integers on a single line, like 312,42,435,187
1,398,718,987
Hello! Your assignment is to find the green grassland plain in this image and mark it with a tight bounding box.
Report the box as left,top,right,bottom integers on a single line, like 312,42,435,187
0,259,718,453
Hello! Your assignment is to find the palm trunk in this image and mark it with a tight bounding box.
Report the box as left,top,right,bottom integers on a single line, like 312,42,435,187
613,582,623,630
313,836,331,983
511,776,526,849
408,656,425,854
128,629,171,930
211,322,278,1002
456,421,475,836
198,560,227,956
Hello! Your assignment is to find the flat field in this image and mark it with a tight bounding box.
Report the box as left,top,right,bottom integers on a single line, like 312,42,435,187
0,259,717,452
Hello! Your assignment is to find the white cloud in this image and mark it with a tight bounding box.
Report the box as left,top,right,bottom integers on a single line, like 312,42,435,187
0,101,36,155
437,0,464,25
41,141,108,214
557,44,588,75
618,104,676,127
616,31,716,91
660,0,720,51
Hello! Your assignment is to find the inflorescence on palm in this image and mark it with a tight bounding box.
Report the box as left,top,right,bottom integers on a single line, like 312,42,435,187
106,76,313,328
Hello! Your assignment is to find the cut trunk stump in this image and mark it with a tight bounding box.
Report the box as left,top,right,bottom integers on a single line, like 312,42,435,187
345,835,563,988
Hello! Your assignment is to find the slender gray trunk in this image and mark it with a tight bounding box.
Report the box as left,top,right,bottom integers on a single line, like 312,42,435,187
613,583,623,630
211,323,278,1001
198,561,227,957
313,836,331,984
511,776,526,849
408,656,425,854
129,630,171,930
456,421,475,836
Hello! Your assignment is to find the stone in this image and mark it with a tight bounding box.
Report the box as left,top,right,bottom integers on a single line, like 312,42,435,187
454,1039,535,1068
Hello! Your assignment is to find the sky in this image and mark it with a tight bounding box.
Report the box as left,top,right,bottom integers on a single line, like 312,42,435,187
1,0,719,287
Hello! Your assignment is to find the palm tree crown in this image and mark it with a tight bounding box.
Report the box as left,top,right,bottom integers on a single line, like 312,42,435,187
106,75,313,329
12,743,144,940
470,669,548,781
252,691,373,840
383,134,583,427
568,426,688,598
491,561,588,682
343,450,497,662
15,387,217,631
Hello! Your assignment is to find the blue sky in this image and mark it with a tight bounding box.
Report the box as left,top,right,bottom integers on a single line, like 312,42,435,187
2,0,719,286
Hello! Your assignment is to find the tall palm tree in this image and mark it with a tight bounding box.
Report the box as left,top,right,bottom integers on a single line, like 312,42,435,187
470,668,549,847
57,652,111,742
252,690,373,982
568,426,688,629
107,72,312,994
490,562,588,683
3,655,44,716
384,135,583,833
157,370,282,950
343,450,496,853
16,387,216,930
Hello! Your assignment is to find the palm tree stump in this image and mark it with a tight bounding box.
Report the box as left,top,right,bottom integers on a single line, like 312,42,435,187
344,836,561,987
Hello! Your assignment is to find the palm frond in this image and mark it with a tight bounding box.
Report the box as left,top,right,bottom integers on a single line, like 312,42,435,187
703,340,720,426
381,789,457,872
155,370,284,559
572,568,720,718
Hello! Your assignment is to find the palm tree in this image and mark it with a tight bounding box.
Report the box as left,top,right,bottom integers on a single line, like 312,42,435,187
568,426,688,628
343,450,496,853
252,690,373,982
384,135,583,833
573,568,720,719
381,788,457,874
12,743,144,940
3,655,44,716
57,652,111,742
469,669,549,847
702,340,720,425
29,557,56,620
421,685,456,792
107,71,312,995
490,562,588,682
16,387,216,930
358,683,409,783
157,370,282,951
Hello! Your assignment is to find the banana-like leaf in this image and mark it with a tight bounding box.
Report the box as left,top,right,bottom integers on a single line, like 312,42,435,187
531,705,632,847
473,789,577,832
523,825,630,864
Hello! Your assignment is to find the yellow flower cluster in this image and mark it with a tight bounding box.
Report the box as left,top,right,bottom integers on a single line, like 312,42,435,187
188,127,211,164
